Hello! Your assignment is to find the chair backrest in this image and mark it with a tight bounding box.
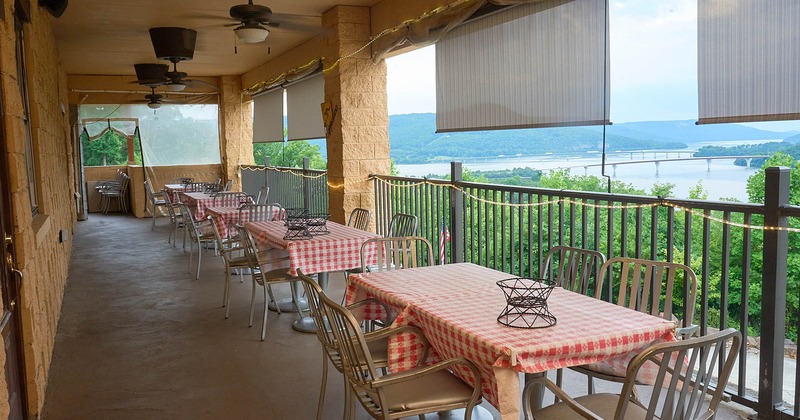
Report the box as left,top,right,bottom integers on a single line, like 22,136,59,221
597,257,698,332
387,213,418,237
144,180,160,204
222,179,234,192
316,287,384,415
347,207,371,231
539,246,606,296
185,182,206,192
212,192,251,207
178,203,204,240
233,224,269,287
296,270,342,367
361,236,433,272
614,328,741,420
239,203,283,223
255,186,270,205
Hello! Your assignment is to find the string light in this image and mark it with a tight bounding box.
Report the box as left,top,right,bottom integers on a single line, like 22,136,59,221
370,177,800,232
243,0,482,95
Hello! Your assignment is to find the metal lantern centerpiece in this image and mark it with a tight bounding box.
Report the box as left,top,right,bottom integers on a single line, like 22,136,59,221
496,278,557,329
283,208,330,240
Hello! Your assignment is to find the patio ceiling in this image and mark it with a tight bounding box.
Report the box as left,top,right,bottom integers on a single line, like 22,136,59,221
51,0,380,78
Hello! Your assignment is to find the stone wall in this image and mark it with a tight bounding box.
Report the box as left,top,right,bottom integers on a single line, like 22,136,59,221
0,0,76,416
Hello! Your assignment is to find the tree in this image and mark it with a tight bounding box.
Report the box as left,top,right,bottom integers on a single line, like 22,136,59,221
253,141,326,169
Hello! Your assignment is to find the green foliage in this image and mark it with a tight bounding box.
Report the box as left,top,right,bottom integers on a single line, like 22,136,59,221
81,129,138,166
253,141,326,169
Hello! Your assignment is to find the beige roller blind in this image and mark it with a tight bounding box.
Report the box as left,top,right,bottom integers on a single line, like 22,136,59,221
286,73,325,141
435,0,609,133
698,0,800,124
252,88,284,143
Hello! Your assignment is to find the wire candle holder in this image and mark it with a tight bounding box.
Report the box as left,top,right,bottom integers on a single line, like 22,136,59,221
282,209,330,239
496,278,557,329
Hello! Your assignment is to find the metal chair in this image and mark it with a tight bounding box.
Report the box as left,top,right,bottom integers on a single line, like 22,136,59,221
162,192,186,248
222,179,234,191
360,236,434,273
239,203,284,224
144,180,169,230
297,270,426,420
255,186,270,204
523,328,741,420
347,207,371,231
208,216,249,318
178,203,216,280
539,246,606,395
185,182,207,192
319,284,483,420
211,192,251,207
573,257,700,393
100,172,130,213
387,213,418,237
234,224,302,341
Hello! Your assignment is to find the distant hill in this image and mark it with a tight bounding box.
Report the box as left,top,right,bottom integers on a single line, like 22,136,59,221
595,120,789,144
311,114,792,164
388,113,686,164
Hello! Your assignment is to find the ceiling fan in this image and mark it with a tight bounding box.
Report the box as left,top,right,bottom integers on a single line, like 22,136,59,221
226,1,321,44
137,86,181,109
147,28,218,92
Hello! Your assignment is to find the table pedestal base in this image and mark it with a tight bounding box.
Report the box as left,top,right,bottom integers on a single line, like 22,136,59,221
268,280,307,313
292,272,329,333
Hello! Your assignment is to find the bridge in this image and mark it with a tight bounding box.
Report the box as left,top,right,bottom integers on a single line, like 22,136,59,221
574,155,769,176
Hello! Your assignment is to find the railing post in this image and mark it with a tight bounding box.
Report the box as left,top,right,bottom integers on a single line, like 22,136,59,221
450,161,464,263
759,166,789,418
263,156,270,194
303,157,311,211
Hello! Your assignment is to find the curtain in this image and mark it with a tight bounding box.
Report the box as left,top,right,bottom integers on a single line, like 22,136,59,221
286,73,326,141
435,0,609,132
252,88,285,143
698,0,800,124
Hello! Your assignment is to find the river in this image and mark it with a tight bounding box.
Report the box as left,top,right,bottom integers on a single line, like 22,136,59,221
396,140,778,203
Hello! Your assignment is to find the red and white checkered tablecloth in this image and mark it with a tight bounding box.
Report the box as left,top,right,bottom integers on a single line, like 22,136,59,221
346,263,676,420
245,221,381,276
207,206,283,239
179,192,216,220
163,184,186,203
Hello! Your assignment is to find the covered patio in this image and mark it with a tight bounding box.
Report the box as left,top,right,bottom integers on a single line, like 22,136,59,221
39,213,755,419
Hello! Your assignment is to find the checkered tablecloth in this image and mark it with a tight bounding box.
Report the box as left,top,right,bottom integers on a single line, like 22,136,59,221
179,192,216,220
163,184,186,203
245,221,381,276
207,206,283,239
346,263,676,420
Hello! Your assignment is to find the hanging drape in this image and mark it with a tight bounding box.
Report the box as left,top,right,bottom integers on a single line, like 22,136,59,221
697,0,800,124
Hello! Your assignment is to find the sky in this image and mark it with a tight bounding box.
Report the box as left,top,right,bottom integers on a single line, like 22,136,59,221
385,0,799,132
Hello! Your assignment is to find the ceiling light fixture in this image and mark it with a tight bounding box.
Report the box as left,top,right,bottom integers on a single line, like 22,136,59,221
235,24,269,44
166,82,186,92
147,102,161,109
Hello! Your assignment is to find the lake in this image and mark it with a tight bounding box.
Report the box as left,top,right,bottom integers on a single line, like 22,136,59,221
395,141,776,202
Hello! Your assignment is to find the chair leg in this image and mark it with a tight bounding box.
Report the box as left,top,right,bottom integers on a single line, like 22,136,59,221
555,368,563,403
223,262,230,307
188,241,194,274
261,285,269,341
345,376,355,420
151,208,156,229
587,375,595,395
249,280,257,328
267,285,280,314
195,243,202,280
316,349,327,420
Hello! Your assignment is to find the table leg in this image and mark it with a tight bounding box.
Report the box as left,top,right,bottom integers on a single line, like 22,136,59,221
292,272,328,333
268,280,309,313
429,406,494,419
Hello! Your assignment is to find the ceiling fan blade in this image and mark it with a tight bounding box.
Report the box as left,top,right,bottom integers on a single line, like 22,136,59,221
184,79,220,91
267,14,322,33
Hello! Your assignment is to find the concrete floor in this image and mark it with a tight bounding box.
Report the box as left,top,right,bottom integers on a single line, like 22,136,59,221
40,214,756,420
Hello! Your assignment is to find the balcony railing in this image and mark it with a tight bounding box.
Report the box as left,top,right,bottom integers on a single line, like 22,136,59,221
241,157,328,214
243,160,799,419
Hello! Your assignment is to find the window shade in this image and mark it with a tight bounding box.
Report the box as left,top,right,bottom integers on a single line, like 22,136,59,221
435,0,609,132
698,0,800,124
252,88,284,143
286,73,325,141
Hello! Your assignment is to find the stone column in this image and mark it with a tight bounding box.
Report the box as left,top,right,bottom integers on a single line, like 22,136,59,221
218,75,254,191
322,6,390,227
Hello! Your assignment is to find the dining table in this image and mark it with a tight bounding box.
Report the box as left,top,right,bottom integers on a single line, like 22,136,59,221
206,206,283,239
346,262,676,420
178,191,218,220
245,219,381,332
162,183,186,202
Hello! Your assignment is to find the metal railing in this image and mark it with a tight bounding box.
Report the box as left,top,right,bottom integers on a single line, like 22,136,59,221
240,157,328,214
373,162,799,420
